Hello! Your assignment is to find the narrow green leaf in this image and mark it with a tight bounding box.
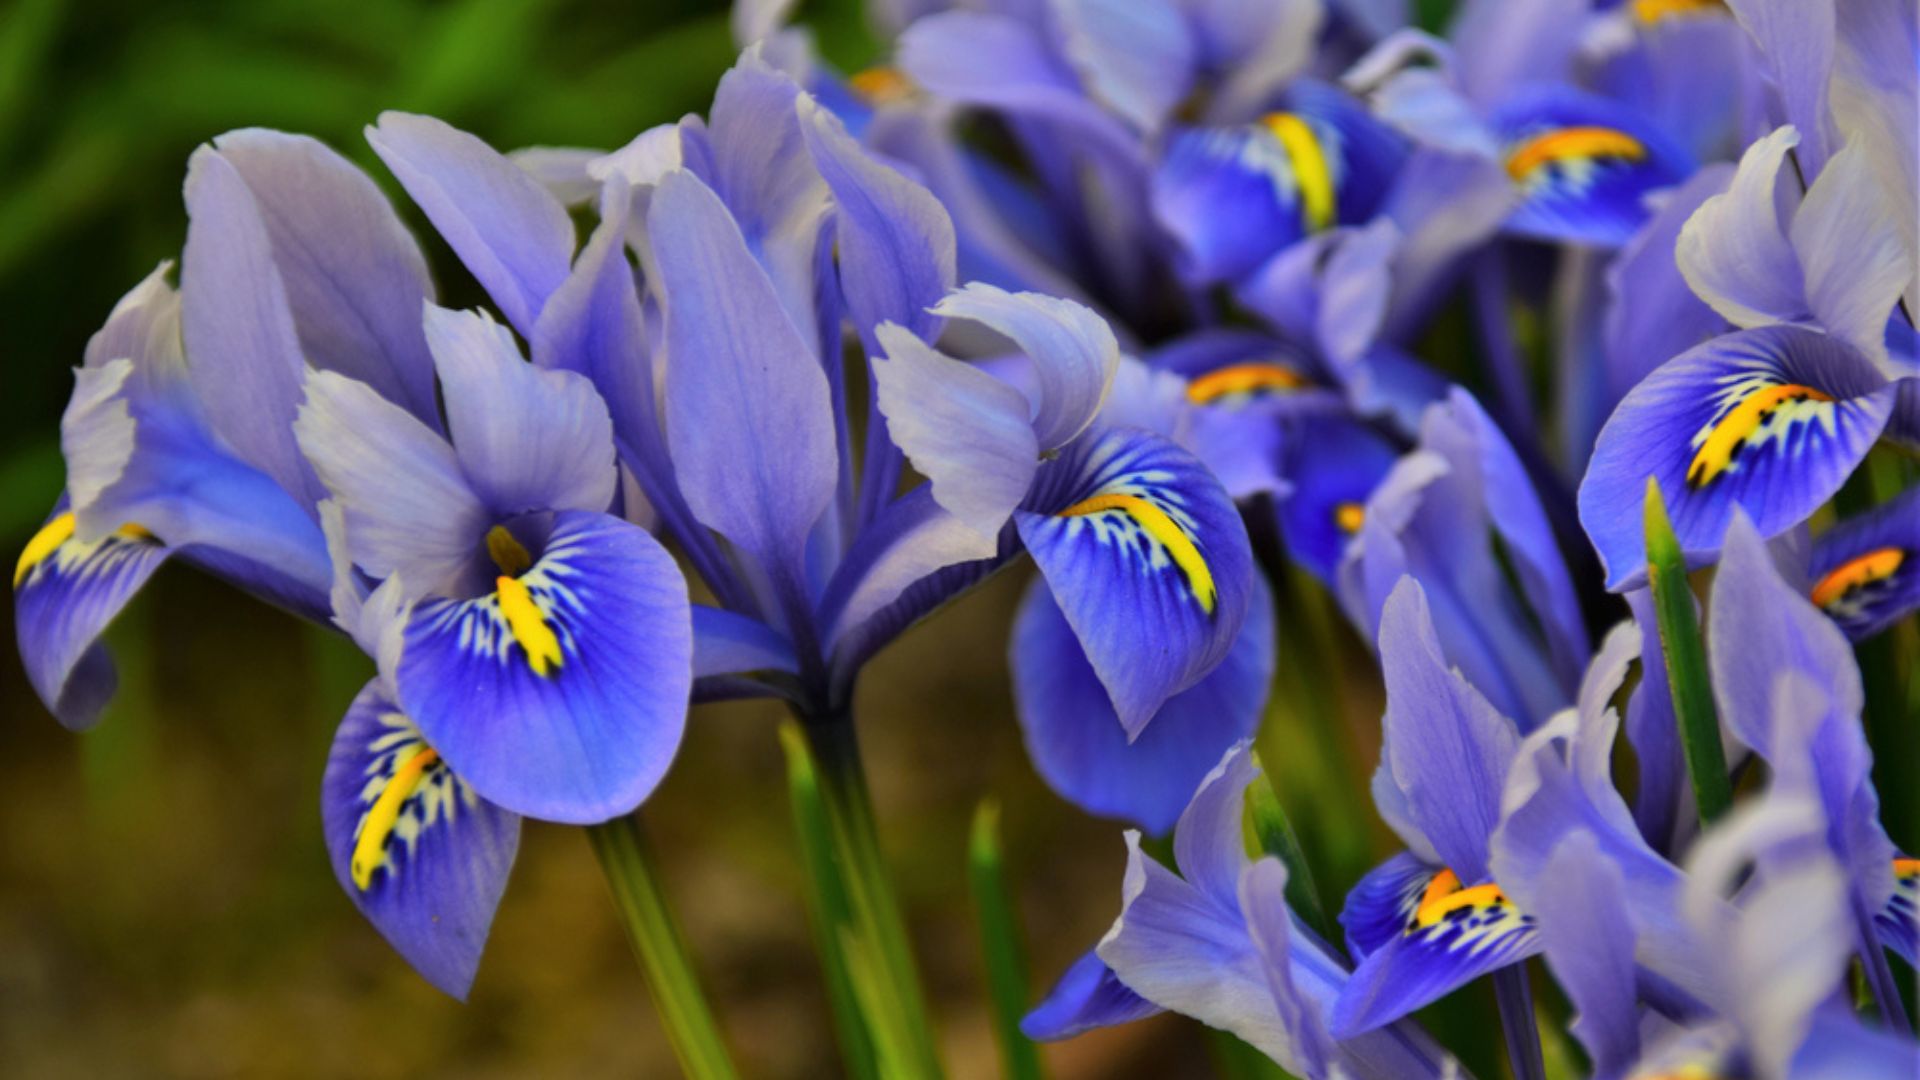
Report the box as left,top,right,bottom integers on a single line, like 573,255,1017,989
1243,755,1333,946
1642,478,1732,823
967,800,1044,1080
780,720,882,1080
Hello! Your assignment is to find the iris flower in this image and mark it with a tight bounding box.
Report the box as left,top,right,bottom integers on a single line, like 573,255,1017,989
1029,742,1459,1079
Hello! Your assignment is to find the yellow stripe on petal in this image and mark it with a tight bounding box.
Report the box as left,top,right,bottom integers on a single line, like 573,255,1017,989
1631,0,1722,22
1335,502,1366,534
496,575,564,676
1186,362,1310,404
1810,547,1906,609
14,512,76,588
849,66,916,105
1058,493,1218,615
1505,127,1647,181
1894,857,1920,878
1686,383,1835,488
1411,867,1512,928
351,746,440,890
1261,113,1336,232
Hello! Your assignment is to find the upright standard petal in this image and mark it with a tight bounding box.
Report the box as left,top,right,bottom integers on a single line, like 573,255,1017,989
932,284,1121,452
1372,577,1519,882
1723,0,1836,175
1529,832,1641,1080
1806,483,1920,641
1789,139,1912,372
424,304,617,517
1579,326,1896,589
797,96,955,349
649,170,837,574
367,112,576,337
1492,88,1694,248
321,680,520,999
207,129,442,427
1016,427,1253,736
1011,572,1274,835
1675,126,1806,329
294,369,491,596
396,510,692,823
14,507,167,730
180,145,324,509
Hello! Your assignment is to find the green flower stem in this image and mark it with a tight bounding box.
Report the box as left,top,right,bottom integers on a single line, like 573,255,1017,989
586,814,740,1080
1246,754,1334,946
1643,478,1733,824
800,710,945,1079
968,800,1045,1080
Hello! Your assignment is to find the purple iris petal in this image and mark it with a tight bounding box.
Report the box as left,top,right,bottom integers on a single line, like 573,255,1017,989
649,169,839,583
1021,948,1162,1041
397,509,692,824
1806,483,1920,641
1016,427,1253,736
425,304,618,519
367,112,575,337
1011,572,1274,835
321,680,521,999
1579,325,1896,590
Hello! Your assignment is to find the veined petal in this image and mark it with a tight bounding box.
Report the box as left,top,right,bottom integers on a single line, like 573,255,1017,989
1723,0,1836,176
1011,573,1274,835
1017,428,1253,736
1153,82,1407,285
321,680,520,1000
649,170,837,573
180,144,324,508
508,146,606,207
1052,0,1196,133
207,129,442,428
295,369,490,596
1339,851,1437,962
1492,88,1694,248
1239,859,1339,1080
871,323,1038,547
1021,948,1162,1041
1374,577,1519,883
691,604,797,677
14,507,168,730
366,113,575,337
1789,139,1912,373
1806,483,1920,641
1600,164,1734,411
797,96,955,349
397,510,692,823
1276,415,1400,585
1525,833,1641,1080
1328,866,1540,1036
932,283,1121,452
1579,325,1895,589
424,304,617,517
1676,126,1805,329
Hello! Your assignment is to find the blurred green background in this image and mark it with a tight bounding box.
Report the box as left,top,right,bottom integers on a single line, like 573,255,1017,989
0,1,1288,1075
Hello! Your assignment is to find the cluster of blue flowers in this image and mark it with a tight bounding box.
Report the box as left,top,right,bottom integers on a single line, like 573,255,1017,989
14,0,1919,1075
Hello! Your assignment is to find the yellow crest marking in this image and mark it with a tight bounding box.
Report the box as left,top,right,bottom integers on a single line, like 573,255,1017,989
496,575,564,676
849,66,916,105
1186,362,1310,404
1686,383,1834,488
14,512,77,588
1260,113,1336,232
486,524,532,576
1335,502,1366,534
1892,857,1920,877
1505,126,1647,180
351,746,441,890
1631,0,1722,23
1411,867,1512,928
1810,547,1905,609
1058,493,1217,615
